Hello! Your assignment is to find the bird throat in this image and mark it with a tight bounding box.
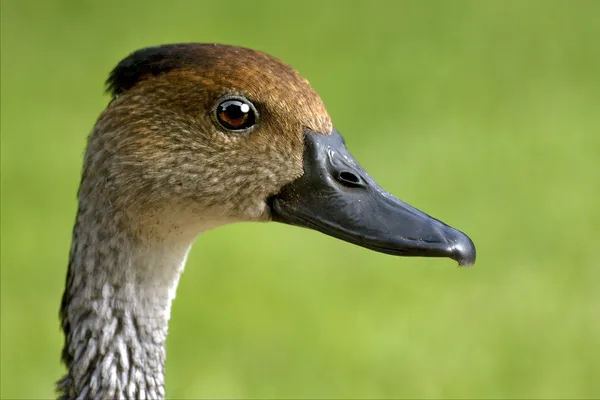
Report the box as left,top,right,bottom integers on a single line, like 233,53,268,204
57,206,192,399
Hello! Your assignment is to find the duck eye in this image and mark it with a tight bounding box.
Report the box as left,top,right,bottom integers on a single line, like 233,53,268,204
215,98,256,131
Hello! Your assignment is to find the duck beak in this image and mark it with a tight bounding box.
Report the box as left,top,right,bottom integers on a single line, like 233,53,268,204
269,129,476,266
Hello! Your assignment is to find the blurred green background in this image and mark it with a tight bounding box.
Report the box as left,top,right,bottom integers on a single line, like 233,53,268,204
1,0,599,398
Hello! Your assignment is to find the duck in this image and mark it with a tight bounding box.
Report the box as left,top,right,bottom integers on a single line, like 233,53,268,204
57,43,476,399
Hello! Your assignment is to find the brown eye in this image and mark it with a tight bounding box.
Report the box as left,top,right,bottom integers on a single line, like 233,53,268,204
215,97,257,132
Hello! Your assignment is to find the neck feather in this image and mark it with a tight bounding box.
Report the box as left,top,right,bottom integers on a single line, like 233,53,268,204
58,203,193,400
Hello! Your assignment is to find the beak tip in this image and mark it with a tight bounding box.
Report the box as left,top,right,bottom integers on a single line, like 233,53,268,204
449,230,476,267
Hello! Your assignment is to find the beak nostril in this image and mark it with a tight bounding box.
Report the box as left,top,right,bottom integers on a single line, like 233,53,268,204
337,171,363,188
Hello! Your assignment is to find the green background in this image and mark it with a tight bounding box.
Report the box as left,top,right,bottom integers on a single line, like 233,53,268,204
1,1,599,398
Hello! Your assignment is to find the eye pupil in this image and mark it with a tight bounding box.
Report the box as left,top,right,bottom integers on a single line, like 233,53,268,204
216,98,256,131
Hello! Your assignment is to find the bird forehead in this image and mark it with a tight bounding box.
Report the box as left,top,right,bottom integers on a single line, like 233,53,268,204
183,47,331,134
108,44,332,134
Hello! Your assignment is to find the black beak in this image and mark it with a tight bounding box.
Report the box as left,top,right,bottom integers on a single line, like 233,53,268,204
269,129,476,266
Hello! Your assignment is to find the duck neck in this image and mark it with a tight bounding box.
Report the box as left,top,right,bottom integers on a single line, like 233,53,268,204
58,204,193,400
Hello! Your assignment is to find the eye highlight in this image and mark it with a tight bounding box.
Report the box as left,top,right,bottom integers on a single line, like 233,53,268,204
214,96,257,132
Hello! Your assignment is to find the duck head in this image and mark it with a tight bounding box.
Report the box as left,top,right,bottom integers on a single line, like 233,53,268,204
92,43,475,266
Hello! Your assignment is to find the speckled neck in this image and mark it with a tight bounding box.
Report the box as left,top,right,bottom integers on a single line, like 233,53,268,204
57,204,192,400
